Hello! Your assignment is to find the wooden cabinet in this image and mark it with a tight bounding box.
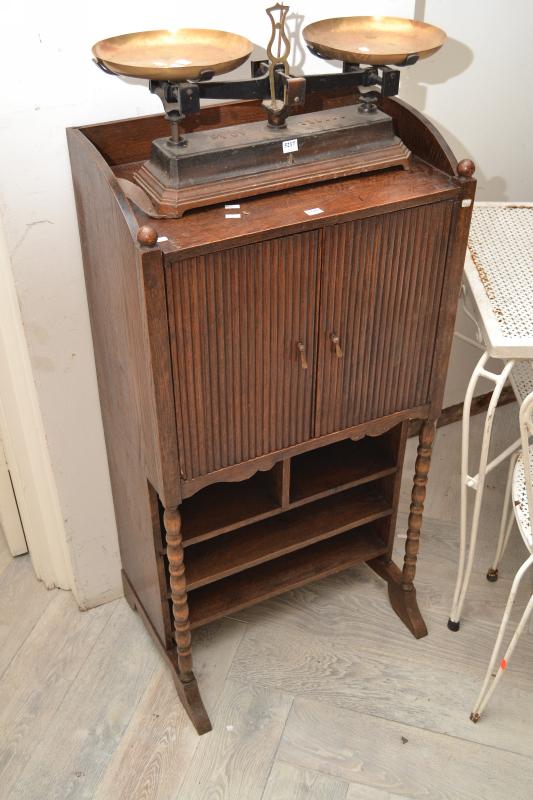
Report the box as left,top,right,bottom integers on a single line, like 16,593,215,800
68,91,475,735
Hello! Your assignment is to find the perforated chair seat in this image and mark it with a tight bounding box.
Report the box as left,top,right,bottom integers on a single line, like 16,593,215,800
513,446,533,548
510,359,533,404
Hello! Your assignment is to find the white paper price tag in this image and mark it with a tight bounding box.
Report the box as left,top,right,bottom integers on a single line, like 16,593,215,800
304,207,324,216
282,139,299,154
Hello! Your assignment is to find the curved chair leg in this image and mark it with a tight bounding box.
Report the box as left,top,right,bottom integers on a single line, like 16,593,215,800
471,554,533,722
487,454,519,581
448,357,482,630
448,354,515,630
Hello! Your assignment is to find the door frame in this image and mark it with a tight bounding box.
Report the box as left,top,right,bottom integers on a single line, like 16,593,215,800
0,436,27,556
0,217,75,591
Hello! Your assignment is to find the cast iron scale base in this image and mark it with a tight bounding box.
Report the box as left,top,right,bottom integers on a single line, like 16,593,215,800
93,7,446,217
135,96,410,216
133,61,408,217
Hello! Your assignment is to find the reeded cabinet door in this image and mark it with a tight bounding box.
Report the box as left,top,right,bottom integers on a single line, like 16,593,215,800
169,232,319,479
315,201,453,436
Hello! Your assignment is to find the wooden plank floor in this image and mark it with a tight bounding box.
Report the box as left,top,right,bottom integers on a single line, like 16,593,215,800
1,404,532,799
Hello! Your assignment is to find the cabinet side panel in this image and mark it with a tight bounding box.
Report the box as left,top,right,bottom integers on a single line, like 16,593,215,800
170,232,319,478
381,96,457,176
68,130,167,641
316,201,453,436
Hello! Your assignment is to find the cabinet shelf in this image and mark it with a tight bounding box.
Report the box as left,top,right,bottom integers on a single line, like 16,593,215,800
187,523,388,629
181,469,282,546
290,436,396,505
184,484,391,590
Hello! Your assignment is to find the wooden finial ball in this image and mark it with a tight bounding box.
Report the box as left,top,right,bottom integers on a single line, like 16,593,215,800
137,225,158,247
457,159,475,178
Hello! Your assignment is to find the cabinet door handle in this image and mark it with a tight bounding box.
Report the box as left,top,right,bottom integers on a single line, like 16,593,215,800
297,341,308,370
331,334,343,358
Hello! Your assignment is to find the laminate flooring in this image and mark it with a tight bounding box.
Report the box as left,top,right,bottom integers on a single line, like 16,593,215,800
1,405,532,799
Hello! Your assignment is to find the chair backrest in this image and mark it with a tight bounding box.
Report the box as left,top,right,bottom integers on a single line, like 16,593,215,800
519,388,533,549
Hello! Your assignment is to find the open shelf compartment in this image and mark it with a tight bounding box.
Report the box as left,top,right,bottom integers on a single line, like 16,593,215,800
180,464,284,546
161,423,406,631
289,434,397,505
183,482,392,590
186,522,389,629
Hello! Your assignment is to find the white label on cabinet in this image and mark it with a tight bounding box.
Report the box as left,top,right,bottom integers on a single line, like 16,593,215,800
282,138,298,154
304,207,324,216
225,213,242,219
157,236,168,242
225,203,241,209
461,199,473,208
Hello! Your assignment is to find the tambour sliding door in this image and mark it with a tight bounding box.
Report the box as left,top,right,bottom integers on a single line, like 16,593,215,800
169,231,319,479
315,202,453,436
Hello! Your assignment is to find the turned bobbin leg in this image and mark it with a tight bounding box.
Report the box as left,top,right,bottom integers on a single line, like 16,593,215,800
402,421,435,585
367,420,434,638
164,507,194,680
390,420,435,638
163,506,211,734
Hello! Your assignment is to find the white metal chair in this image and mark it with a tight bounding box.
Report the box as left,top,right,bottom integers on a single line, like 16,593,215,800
448,203,533,631
470,389,533,722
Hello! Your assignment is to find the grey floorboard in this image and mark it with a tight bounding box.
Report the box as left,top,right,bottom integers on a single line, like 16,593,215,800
176,680,294,800
93,618,247,800
262,761,349,800
0,590,114,795
8,599,159,800
0,555,56,680
278,696,533,800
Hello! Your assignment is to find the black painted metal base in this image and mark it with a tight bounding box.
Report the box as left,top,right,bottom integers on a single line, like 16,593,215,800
134,104,411,216
447,618,460,632
141,105,404,190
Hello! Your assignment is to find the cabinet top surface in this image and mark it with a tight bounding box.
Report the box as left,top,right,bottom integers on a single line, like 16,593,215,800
113,157,459,261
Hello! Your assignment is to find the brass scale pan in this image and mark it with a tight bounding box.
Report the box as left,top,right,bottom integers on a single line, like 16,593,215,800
92,17,446,81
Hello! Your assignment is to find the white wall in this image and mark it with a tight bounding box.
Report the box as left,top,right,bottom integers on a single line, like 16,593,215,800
0,0,415,607
403,0,533,405
0,220,77,593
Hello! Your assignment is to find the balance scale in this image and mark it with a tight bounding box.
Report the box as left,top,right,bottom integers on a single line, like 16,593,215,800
92,6,446,217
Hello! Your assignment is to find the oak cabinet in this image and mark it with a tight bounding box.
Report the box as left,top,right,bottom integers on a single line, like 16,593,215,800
68,91,475,734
